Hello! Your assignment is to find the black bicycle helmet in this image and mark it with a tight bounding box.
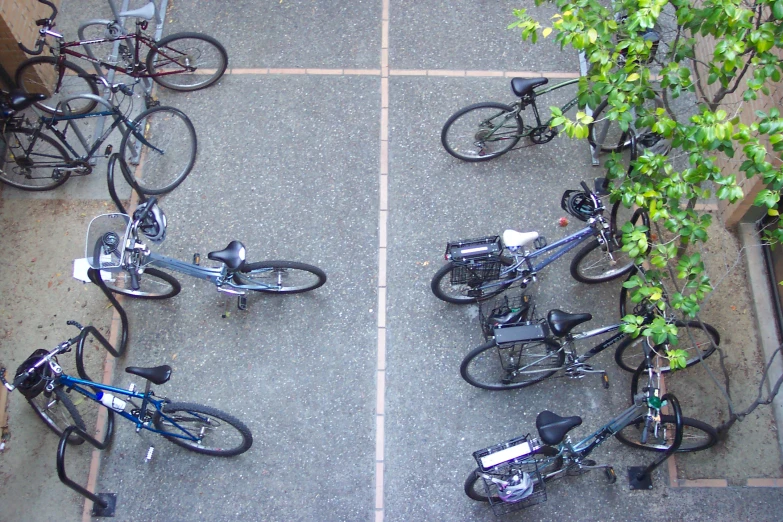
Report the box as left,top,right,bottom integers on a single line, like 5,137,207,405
14,349,53,399
133,201,167,242
560,189,597,221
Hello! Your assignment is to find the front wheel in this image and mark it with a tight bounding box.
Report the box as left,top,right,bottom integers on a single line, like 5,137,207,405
441,102,522,161
464,445,561,502
615,414,718,452
615,321,720,373
146,32,228,91
153,402,253,457
431,262,512,305
15,57,99,115
570,235,635,284
460,339,564,390
0,128,72,190
120,106,197,195
28,387,86,445
102,267,181,299
234,261,327,294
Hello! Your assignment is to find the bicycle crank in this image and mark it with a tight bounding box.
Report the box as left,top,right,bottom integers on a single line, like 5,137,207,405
529,126,557,144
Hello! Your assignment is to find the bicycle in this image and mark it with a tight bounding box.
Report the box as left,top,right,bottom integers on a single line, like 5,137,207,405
0,81,196,193
464,339,718,516
16,0,227,116
83,195,327,305
0,321,253,457
430,180,649,304
441,76,583,162
461,291,719,390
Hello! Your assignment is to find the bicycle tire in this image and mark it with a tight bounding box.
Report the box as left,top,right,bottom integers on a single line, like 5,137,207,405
569,236,635,283
146,32,228,91
615,414,718,452
460,339,564,390
431,262,513,305
234,261,327,294
15,57,99,115
28,387,86,445
588,96,664,153
441,102,522,161
153,401,253,457
102,267,181,299
464,445,561,502
616,321,720,373
0,127,72,190
119,106,197,195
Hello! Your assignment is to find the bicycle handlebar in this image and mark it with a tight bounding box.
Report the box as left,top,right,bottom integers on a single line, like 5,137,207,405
18,39,45,55
19,1,58,55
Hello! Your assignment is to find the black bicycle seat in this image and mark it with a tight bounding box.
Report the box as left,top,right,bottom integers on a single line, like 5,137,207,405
125,365,172,385
536,410,583,445
546,309,593,337
511,77,548,97
208,240,246,270
8,90,46,111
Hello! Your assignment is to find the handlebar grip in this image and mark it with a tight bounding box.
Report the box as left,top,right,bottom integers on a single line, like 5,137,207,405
580,181,591,193
137,197,157,221
38,0,58,19
67,320,84,330
18,39,44,55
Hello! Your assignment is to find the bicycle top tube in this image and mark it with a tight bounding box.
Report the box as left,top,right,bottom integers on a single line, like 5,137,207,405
569,401,646,454
146,251,224,282
516,224,596,274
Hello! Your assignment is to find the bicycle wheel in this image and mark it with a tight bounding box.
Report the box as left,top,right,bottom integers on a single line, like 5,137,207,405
0,127,72,190
441,102,522,161
146,32,228,91
588,97,664,153
464,445,561,502
28,387,86,445
233,261,327,294
15,57,99,115
120,106,197,195
615,414,718,452
153,402,253,457
461,339,564,390
615,321,720,373
102,267,181,299
430,263,512,305
569,236,635,283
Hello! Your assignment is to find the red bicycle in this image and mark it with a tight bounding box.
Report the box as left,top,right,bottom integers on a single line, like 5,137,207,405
16,0,227,115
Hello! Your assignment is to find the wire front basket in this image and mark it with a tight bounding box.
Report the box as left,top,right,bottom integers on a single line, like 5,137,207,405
85,213,130,270
478,291,534,341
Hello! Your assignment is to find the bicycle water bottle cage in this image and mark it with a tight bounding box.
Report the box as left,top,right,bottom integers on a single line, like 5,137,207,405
208,241,247,270
502,230,539,250
510,77,548,98
546,309,593,337
536,410,583,445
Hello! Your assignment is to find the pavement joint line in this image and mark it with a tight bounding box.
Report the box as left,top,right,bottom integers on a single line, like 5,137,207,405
225,68,583,78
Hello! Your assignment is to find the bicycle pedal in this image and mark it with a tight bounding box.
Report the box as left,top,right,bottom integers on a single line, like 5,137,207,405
237,295,247,311
104,144,113,157
605,466,617,484
193,253,201,265
145,446,154,463
602,373,610,389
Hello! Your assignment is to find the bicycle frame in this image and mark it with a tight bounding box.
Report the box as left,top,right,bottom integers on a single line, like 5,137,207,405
523,77,581,130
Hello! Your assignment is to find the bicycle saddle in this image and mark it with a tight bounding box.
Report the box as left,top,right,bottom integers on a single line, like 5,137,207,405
119,2,155,20
7,90,46,112
511,77,548,97
126,365,172,385
536,410,582,445
208,240,246,270
546,309,592,337
502,229,539,249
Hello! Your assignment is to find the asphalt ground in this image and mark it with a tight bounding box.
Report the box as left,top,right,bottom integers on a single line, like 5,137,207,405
2,1,783,521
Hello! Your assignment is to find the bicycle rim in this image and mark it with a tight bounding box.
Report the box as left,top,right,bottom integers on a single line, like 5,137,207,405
0,128,71,190
461,339,564,390
147,34,228,90
154,402,252,456
442,103,521,160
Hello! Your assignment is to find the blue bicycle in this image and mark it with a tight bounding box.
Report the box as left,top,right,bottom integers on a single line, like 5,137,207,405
431,180,649,304
1,322,252,457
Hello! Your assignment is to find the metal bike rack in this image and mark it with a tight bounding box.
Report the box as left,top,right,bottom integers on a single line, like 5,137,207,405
628,393,683,489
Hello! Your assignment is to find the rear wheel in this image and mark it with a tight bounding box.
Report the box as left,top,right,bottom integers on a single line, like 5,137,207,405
441,102,522,161
102,267,181,299
146,32,228,91
234,261,327,294
460,339,564,390
153,402,253,457
28,387,86,445
615,414,718,452
0,128,71,190
430,263,512,305
588,96,665,153
615,321,720,373
464,445,561,502
15,57,99,115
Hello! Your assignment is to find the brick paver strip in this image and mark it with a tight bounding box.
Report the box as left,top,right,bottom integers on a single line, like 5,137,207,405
677,479,729,487
747,478,783,487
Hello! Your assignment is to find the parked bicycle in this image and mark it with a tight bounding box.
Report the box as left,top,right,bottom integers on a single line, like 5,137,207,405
0,82,196,193
431,180,649,304
1,321,252,456
441,77,582,162
16,0,227,115
461,292,719,390
84,196,327,306
464,337,717,516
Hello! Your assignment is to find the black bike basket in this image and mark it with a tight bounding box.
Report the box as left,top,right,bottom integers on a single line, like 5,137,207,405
473,435,547,516
445,236,503,285
479,292,533,341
